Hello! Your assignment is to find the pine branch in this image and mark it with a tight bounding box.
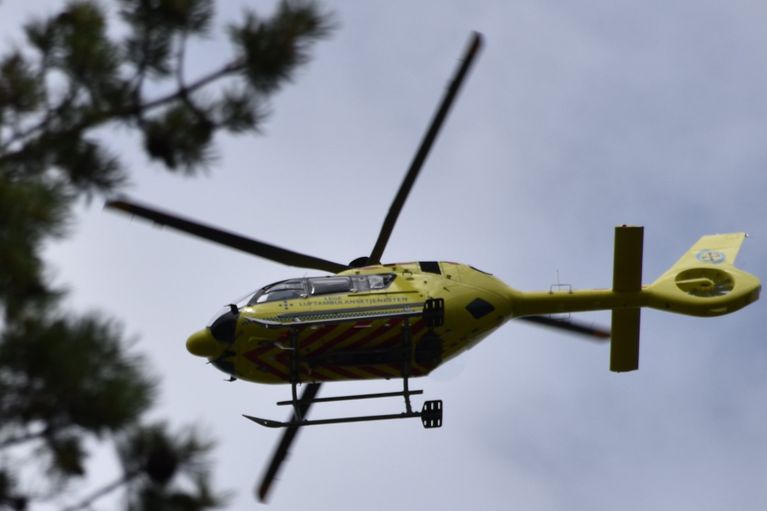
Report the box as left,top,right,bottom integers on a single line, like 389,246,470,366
61,470,141,511
0,429,47,450
0,58,244,165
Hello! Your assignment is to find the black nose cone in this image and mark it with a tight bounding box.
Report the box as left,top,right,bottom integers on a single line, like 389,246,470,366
210,309,238,343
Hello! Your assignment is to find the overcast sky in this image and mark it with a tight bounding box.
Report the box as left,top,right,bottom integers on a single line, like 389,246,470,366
4,1,767,509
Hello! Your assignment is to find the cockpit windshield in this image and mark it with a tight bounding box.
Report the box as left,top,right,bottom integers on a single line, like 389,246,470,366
248,279,307,305
245,274,396,305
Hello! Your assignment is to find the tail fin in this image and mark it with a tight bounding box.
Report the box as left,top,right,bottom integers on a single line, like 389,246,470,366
609,229,761,373
646,233,761,317
654,233,747,281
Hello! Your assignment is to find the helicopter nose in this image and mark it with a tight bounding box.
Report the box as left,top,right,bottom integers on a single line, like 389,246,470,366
186,328,224,358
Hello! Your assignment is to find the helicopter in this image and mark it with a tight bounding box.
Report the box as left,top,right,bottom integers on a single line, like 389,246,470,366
106,32,761,502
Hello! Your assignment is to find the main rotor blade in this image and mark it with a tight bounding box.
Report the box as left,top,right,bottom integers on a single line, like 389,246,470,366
106,197,348,274
257,382,322,503
368,32,483,264
519,316,610,341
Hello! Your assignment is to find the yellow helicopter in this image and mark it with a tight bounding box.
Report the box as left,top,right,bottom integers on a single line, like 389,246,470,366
106,32,760,502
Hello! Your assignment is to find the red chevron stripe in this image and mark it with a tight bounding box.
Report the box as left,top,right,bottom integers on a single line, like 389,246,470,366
350,318,426,352
300,324,338,348
309,320,388,357
243,341,278,361
259,358,290,381
308,367,337,381
244,318,432,383
302,321,369,356
359,364,399,379
335,318,403,352
321,366,362,380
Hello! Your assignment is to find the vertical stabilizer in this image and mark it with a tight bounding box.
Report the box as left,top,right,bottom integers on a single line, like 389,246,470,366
646,232,760,316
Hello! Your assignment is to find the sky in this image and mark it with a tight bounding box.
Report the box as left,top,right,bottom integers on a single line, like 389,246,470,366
3,1,767,509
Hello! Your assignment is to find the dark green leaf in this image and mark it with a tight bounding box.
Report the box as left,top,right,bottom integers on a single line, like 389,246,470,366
50,135,126,194
0,1,333,506
216,87,267,133
230,0,334,94
0,314,156,433
119,0,214,35
0,52,44,113
47,435,86,477
143,104,215,172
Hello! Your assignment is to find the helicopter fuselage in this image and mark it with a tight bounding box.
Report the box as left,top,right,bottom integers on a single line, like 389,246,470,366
186,234,762,385
187,261,514,384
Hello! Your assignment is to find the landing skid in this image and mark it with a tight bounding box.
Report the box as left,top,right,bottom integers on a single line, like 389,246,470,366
244,399,442,429
243,398,442,429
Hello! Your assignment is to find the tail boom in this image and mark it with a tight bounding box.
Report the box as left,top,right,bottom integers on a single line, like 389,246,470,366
508,227,760,372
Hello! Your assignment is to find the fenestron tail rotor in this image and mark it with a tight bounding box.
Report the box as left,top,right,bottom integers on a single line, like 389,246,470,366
105,197,349,274
365,32,483,266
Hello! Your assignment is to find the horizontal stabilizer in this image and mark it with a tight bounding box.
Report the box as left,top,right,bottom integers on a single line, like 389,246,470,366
610,226,644,372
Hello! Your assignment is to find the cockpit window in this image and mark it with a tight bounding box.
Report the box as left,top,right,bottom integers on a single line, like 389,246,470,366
248,279,307,304
246,274,396,305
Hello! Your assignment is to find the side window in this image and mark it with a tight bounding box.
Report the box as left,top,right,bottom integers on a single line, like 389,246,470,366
309,277,352,296
351,274,395,292
367,274,394,290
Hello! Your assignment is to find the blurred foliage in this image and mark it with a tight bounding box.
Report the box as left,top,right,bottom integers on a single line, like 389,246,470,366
0,0,332,509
